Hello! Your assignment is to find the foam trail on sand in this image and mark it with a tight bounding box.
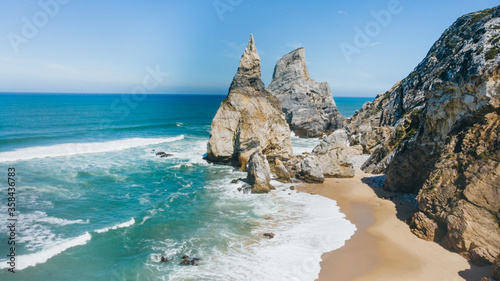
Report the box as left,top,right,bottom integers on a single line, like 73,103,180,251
0,136,184,162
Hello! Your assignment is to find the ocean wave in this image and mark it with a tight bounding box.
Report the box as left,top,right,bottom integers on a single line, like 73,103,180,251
94,218,135,234
0,218,137,271
158,177,356,281
0,136,184,162
25,211,89,226
0,232,91,271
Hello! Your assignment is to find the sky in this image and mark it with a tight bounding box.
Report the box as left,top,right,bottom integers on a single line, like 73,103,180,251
0,0,498,97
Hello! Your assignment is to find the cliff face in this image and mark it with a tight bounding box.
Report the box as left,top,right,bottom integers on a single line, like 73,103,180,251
409,109,500,264
349,6,500,264
207,35,292,169
268,48,345,137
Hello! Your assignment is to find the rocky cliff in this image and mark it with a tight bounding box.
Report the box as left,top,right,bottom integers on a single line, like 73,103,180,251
348,6,500,264
207,35,293,171
268,48,345,138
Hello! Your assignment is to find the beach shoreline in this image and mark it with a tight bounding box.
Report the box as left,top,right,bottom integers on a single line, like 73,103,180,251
297,171,492,281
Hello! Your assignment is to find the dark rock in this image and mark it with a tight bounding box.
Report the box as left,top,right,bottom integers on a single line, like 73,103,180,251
156,152,174,158
180,260,190,265
493,254,500,280
231,178,241,184
263,233,275,239
160,256,168,262
238,184,252,194
181,255,189,260
289,186,295,190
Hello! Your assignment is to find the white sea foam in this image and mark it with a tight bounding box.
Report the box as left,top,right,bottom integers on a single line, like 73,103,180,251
290,132,323,155
0,217,137,272
159,176,356,281
25,211,89,226
94,218,135,234
0,232,91,271
0,136,184,162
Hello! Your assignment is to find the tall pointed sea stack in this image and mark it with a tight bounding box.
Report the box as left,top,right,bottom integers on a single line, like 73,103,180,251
268,48,345,137
207,35,292,170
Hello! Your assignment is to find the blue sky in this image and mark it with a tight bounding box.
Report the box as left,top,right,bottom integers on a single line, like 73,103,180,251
0,0,497,96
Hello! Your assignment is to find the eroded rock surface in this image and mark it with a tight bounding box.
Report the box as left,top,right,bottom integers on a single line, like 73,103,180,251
268,48,345,137
347,6,500,264
207,35,292,169
247,150,273,193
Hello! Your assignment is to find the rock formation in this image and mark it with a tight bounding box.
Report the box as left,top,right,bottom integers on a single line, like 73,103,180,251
348,6,500,264
312,129,363,178
298,156,325,183
268,48,345,137
206,35,293,172
273,158,292,183
246,150,273,193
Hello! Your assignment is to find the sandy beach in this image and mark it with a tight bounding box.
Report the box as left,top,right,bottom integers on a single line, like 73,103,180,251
298,171,492,281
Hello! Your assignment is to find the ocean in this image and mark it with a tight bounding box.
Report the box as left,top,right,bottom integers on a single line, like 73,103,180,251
0,94,370,281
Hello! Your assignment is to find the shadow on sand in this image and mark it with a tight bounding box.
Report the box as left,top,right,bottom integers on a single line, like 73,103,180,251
360,175,417,222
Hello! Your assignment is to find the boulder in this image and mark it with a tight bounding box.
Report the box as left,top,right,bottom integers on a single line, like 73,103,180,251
156,152,174,158
207,35,292,168
299,156,324,183
268,48,345,137
274,158,291,183
312,129,349,154
408,211,445,242
312,129,363,178
263,233,275,239
247,150,273,193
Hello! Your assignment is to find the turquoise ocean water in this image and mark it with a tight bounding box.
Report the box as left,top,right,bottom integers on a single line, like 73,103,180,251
0,94,369,281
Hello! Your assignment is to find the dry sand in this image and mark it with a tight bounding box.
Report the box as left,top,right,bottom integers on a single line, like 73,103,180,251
297,171,492,281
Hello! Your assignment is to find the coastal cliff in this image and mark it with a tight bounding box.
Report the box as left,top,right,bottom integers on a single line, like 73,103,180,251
348,6,500,264
268,48,345,138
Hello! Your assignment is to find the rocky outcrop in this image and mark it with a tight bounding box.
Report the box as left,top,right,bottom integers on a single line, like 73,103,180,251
409,110,500,264
206,35,293,169
285,155,324,183
312,129,363,178
268,48,345,138
391,8,500,264
273,158,292,183
348,6,500,264
298,156,325,183
247,150,273,193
